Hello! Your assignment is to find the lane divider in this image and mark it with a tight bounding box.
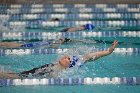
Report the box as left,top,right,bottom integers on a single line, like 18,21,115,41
7,20,140,28
6,4,140,8
0,48,139,56
0,4,139,9
1,13,140,21
0,77,140,86
2,7,140,14
1,31,140,40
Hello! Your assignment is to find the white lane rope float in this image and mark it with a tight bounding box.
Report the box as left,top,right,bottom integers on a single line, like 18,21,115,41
0,77,140,87
0,48,139,56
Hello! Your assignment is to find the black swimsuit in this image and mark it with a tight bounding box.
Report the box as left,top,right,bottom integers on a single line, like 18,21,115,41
19,64,55,78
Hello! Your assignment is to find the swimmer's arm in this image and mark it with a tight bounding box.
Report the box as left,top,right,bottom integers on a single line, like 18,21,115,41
82,40,118,62
68,39,98,44
62,26,85,32
48,39,63,48
59,38,96,44
49,44,59,48
0,71,19,79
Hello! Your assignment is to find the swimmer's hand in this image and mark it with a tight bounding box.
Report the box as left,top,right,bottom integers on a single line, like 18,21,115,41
109,40,118,53
59,38,72,43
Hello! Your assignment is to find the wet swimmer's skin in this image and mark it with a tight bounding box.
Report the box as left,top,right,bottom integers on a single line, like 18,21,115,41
61,24,95,32
0,40,118,79
0,41,54,48
0,38,99,48
0,38,67,48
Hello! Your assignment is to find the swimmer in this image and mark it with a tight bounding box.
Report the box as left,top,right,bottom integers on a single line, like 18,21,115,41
0,38,67,48
50,18,60,21
61,24,95,32
0,38,102,48
61,23,123,32
0,40,118,79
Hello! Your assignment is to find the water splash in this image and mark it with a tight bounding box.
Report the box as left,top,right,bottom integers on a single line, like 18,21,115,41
58,66,88,78
56,43,99,78
59,44,97,58
0,17,25,32
0,65,5,72
0,65,12,73
9,25,26,32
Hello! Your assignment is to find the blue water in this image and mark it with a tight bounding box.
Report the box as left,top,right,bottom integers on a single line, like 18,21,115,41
0,85,140,93
0,43,140,78
0,4,140,93
0,34,140,93
0,38,140,93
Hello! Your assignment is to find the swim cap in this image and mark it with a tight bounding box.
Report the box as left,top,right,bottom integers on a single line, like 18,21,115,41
69,56,79,68
69,56,83,68
85,24,95,31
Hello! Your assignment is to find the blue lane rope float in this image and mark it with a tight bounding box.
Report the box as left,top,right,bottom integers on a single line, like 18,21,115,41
1,31,140,40
0,77,140,87
4,8,140,14
2,4,140,9
7,20,140,28
1,13,140,21
0,48,139,56
1,4,139,9
1,5,140,14
0,4,139,15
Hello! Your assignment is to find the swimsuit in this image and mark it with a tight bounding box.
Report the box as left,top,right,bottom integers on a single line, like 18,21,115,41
19,56,82,78
19,64,55,78
19,55,95,78
20,41,52,48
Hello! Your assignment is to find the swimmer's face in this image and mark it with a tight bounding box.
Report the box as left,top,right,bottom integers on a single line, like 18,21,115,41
59,56,71,68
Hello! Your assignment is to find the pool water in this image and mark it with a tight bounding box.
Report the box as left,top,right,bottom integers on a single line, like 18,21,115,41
0,4,140,93
0,32,140,92
0,85,140,93
0,47,140,93
0,35,140,93
0,43,140,78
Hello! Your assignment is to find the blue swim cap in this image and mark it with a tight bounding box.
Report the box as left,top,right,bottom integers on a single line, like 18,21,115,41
69,56,84,68
85,24,95,31
69,56,79,68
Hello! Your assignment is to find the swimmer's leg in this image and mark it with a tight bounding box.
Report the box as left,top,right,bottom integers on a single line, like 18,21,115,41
0,71,19,79
61,26,85,32
0,42,23,48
